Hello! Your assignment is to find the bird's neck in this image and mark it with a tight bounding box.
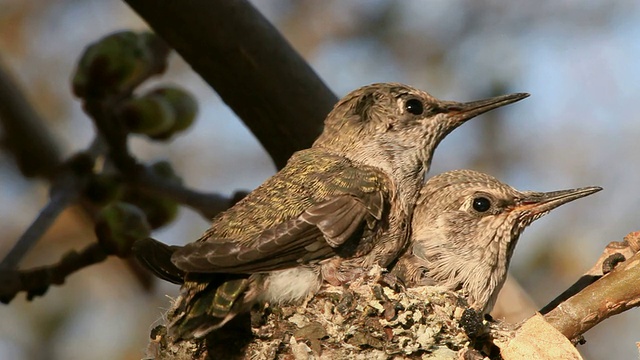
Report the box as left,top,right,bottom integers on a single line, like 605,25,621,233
329,144,426,212
366,158,425,213
475,225,523,313
415,226,507,314
392,165,425,212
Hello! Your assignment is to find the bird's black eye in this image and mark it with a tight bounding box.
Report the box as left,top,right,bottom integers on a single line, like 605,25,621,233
405,98,424,115
472,197,492,212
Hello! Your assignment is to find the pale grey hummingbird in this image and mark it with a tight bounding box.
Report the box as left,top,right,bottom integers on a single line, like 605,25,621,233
392,169,601,314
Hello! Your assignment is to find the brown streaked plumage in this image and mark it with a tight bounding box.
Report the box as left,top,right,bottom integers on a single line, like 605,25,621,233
133,83,528,339
392,169,601,314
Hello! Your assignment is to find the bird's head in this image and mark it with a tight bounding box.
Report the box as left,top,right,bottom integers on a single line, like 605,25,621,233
314,84,528,181
408,169,601,312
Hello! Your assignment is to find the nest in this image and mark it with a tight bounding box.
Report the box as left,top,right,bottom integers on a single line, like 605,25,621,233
145,267,515,360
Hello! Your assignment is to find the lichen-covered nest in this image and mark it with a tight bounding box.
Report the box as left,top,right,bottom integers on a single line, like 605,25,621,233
145,268,515,360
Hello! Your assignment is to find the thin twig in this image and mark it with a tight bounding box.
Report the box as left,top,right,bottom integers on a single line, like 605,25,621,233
83,100,138,173
0,139,108,270
133,166,245,220
0,243,108,304
0,176,81,270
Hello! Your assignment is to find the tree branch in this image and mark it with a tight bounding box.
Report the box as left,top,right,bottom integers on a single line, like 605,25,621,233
0,175,81,270
1,2,338,300
0,243,108,304
0,140,106,271
0,55,62,178
540,234,639,314
133,165,246,220
543,232,640,341
122,0,338,169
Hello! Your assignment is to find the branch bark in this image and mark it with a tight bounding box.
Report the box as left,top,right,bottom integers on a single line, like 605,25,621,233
122,0,338,169
0,174,81,269
543,234,640,341
0,243,108,304
132,165,246,220
0,55,62,178
540,235,639,315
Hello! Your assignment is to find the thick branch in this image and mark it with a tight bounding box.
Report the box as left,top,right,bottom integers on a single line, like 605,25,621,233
0,55,62,178
540,235,639,314
122,0,338,169
544,243,640,341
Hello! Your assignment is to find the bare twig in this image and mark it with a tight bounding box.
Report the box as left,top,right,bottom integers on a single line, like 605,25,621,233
83,100,138,173
0,243,108,304
0,175,81,270
538,275,600,315
0,55,62,178
543,232,640,341
133,166,245,220
1,0,340,299
122,0,337,169
0,139,108,271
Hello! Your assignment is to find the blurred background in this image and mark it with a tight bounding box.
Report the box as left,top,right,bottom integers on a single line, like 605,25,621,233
0,0,638,359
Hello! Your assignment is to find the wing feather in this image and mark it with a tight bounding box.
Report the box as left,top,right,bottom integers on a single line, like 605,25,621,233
169,155,390,276
172,193,384,274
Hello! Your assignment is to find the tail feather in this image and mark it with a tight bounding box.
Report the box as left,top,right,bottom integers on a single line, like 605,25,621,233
168,277,250,340
134,238,255,339
132,237,186,284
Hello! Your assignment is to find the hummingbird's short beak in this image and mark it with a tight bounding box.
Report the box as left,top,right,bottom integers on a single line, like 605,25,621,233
517,186,602,216
444,92,530,124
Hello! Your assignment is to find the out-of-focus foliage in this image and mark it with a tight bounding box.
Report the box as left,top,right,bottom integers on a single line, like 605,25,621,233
0,1,638,359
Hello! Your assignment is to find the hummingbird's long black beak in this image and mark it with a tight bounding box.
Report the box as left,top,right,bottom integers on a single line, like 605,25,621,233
517,186,602,216
445,92,530,123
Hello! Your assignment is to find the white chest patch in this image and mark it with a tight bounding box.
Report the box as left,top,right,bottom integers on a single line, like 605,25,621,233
259,267,322,304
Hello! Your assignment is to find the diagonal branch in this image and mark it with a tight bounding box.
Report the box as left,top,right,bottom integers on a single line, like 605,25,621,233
122,0,338,169
133,165,247,220
0,176,80,270
0,55,62,178
539,236,638,315
543,232,640,341
0,140,107,270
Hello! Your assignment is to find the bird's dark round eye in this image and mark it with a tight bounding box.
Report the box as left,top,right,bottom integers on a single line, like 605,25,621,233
472,197,491,212
405,98,424,115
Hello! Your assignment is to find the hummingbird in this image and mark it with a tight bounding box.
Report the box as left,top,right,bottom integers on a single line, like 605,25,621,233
391,169,601,314
133,83,528,339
